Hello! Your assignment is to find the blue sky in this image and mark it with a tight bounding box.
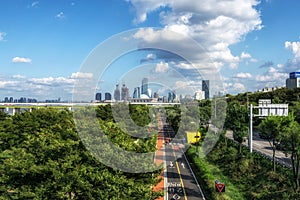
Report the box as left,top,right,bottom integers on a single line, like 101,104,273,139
1,0,300,101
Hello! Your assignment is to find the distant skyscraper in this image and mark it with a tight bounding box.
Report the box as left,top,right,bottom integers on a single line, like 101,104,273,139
121,83,129,101
162,96,168,103
19,97,26,103
95,93,101,101
133,87,140,99
141,78,149,97
153,92,159,98
202,80,209,99
168,91,176,102
114,84,120,101
105,92,112,100
147,88,152,98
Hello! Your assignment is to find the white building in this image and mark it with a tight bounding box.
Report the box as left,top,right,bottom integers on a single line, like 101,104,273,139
194,90,205,100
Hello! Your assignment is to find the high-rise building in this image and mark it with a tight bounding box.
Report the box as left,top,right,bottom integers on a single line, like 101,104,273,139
121,83,129,101
114,84,120,101
286,72,300,89
202,80,209,99
168,91,176,102
19,97,26,103
95,93,101,101
133,87,140,99
141,78,149,97
105,92,112,100
147,88,152,98
162,96,168,103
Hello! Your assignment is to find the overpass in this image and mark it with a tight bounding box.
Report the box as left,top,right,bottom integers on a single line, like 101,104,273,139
0,102,181,115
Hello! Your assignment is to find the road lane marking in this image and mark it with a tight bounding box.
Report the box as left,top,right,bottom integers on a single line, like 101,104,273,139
173,150,188,200
181,162,185,169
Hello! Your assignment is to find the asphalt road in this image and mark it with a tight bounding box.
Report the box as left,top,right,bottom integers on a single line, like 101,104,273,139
159,117,205,200
226,130,292,168
165,142,205,200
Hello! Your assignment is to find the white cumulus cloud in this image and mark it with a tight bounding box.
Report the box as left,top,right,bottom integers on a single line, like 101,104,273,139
235,72,252,79
31,1,39,8
12,57,32,63
224,82,246,93
233,82,246,91
255,67,287,83
128,0,262,73
147,53,154,59
0,81,17,88
70,72,93,79
55,11,66,19
240,52,252,59
155,61,169,73
28,76,74,86
285,41,300,58
12,75,26,79
282,39,300,73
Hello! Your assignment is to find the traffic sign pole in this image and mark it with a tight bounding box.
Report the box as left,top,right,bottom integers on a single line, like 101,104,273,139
249,104,253,153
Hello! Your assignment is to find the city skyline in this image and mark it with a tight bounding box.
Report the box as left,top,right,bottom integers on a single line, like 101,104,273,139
1,1,300,101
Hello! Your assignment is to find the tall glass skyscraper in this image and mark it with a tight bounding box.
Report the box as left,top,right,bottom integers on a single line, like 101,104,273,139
133,87,140,99
141,78,149,97
202,80,209,99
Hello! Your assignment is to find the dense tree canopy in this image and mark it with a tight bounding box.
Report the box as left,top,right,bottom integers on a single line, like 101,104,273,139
0,107,162,199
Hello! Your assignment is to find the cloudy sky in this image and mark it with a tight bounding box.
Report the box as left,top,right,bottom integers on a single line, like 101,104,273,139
1,0,300,101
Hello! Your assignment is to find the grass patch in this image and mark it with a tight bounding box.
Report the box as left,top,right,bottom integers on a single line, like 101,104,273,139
187,146,244,200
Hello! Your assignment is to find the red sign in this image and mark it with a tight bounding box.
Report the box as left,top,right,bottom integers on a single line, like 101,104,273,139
215,183,225,192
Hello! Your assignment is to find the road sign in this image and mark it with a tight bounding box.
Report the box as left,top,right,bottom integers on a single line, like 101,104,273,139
215,183,225,192
215,180,225,192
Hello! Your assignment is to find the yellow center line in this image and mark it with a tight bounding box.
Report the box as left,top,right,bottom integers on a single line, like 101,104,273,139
173,149,188,200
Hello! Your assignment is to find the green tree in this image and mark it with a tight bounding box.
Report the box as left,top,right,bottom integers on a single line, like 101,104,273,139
258,115,288,172
0,111,7,121
199,100,211,133
291,102,300,124
225,101,249,154
280,117,300,192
